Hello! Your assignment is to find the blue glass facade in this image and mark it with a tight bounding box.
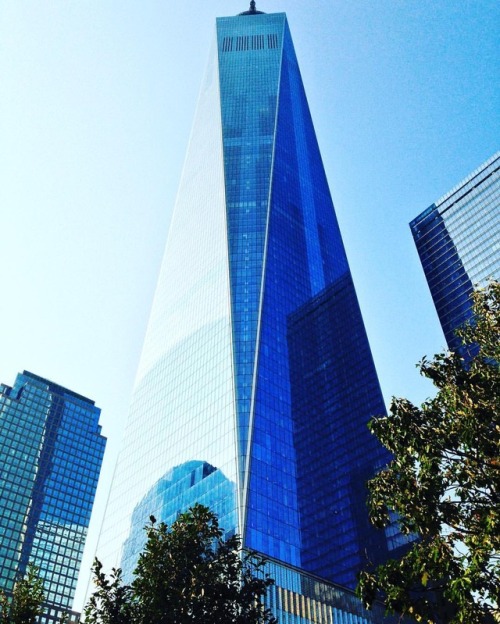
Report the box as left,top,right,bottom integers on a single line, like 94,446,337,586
121,461,235,583
0,371,105,623
217,12,393,590
98,9,396,622
411,152,499,351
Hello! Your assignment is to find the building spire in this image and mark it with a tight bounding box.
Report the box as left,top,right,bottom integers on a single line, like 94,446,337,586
238,1,265,15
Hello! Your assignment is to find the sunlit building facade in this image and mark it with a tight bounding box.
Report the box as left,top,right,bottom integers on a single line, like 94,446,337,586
410,152,500,351
0,371,105,624
98,6,398,622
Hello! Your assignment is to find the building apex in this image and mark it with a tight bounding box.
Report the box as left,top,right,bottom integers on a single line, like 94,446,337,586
239,1,265,15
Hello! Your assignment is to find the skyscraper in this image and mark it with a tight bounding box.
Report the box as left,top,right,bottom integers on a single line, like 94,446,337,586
98,6,397,621
0,371,106,624
410,152,499,351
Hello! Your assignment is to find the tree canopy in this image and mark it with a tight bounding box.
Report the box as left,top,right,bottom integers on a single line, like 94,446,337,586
0,565,45,624
85,504,276,624
357,281,500,623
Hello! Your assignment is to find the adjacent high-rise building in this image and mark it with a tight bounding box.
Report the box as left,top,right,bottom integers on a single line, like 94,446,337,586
0,371,106,624
411,152,500,351
98,6,400,621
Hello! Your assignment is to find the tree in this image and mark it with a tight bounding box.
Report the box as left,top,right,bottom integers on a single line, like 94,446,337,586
84,560,135,624
357,281,500,623
85,504,276,624
0,565,45,624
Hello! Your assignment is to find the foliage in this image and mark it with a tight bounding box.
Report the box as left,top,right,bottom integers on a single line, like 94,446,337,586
84,560,135,624
357,281,500,623
0,565,45,624
85,504,276,624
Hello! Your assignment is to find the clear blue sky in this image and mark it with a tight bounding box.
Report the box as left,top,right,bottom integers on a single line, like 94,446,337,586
1,0,498,611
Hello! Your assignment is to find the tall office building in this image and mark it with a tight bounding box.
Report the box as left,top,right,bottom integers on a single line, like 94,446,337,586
98,5,398,621
411,152,499,351
0,371,106,624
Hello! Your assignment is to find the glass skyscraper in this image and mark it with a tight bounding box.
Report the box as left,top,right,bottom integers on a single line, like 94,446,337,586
98,6,398,622
0,371,106,624
410,152,499,351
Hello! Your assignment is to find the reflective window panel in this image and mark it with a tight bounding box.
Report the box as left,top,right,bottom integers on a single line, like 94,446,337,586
0,371,105,622
97,11,401,616
411,152,500,351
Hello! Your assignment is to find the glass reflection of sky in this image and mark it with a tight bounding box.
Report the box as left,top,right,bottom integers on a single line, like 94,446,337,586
99,11,398,610
121,460,236,583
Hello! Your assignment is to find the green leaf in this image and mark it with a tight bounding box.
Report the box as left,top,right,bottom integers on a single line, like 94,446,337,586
359,281,500,624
